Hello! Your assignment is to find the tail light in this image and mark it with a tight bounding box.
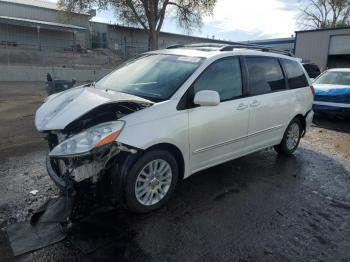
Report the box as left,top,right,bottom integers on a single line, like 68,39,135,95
310,85,315,96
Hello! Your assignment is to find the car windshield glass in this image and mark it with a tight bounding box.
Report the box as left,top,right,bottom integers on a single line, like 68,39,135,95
314,71,350,85
95,54,203,102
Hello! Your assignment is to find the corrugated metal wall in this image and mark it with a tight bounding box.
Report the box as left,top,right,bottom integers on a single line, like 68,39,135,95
0,1,90,49
0,23,37,47
0,1,90,27
0,23,80,49
295,28,350,70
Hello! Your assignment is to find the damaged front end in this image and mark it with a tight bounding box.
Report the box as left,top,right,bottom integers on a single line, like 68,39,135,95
35,87,153,220
46,134,136,220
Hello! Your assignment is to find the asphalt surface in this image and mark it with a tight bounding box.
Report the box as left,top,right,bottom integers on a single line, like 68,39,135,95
0,82,350,261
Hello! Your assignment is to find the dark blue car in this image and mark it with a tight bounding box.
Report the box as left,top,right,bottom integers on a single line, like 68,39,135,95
313,69,350,118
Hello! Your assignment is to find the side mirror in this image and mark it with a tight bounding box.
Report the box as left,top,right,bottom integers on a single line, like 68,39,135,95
194,90,220,106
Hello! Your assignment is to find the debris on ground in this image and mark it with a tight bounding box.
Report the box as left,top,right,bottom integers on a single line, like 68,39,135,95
29,190,38,196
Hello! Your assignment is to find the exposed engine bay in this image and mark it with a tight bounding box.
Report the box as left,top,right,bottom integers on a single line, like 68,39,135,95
43,99,152,220
63,102,148,135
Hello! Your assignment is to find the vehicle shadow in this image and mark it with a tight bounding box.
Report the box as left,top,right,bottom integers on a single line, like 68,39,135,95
63,147,350,261
312,114,350,134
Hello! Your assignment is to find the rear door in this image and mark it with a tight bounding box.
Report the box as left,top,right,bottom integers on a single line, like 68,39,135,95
244,56,294,152
281,59,312,116
188,57,250,172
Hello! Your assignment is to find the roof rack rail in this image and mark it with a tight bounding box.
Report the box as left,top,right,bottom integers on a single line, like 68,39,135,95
165,42,293,56
220,43,294,56
166,44,185,49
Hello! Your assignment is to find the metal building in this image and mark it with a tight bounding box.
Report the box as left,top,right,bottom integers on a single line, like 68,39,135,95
0,0,94,50
90,22,243,58
240,37,295,53
295,27,350,70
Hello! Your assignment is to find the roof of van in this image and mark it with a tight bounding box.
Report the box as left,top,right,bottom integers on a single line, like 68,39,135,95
150,47,299,61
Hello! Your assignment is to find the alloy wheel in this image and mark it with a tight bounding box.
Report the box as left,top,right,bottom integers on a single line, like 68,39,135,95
134,159,172,206
286,122,300,150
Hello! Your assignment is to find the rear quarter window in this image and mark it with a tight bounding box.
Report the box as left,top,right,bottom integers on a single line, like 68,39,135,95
282,59,308,89
246,56,286,96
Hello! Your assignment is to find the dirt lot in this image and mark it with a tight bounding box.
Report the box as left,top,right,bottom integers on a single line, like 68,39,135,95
0,82,350,261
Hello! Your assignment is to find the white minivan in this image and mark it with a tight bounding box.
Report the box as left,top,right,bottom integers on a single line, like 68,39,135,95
35,44,314,213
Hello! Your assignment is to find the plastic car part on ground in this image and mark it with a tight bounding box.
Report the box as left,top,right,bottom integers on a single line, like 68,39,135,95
6,197,71,256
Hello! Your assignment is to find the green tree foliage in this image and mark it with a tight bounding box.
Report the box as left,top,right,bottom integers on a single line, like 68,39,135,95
59,0,217,50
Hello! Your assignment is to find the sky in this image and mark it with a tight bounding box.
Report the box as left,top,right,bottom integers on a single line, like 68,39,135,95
49,0,302,41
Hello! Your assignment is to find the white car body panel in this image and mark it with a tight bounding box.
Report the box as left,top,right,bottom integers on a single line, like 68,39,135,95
188,97,249,173
36,48,314,180
245,91,293,152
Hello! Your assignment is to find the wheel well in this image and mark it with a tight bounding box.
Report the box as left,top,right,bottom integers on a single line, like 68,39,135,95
146,143,185,181
294,114,306,135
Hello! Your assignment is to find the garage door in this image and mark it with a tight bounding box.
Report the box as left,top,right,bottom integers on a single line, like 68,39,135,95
329,35,350,55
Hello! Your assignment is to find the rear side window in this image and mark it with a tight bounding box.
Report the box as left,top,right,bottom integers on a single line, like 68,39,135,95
194,57,242,101
246,57,286,95
282,59,308,89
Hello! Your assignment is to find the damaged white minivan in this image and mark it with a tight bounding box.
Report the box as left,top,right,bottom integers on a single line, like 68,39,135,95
35,44,314,214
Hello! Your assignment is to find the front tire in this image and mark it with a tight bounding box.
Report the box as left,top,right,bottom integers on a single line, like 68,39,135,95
124,149,179,213
274,118,302,156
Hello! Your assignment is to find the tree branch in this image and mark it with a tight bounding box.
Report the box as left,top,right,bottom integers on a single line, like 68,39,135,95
125,0,148,29
156,0,169,32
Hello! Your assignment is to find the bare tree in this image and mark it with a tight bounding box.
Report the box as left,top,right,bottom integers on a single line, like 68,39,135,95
298,0,350,29
329,0,350,26
58,0,217,50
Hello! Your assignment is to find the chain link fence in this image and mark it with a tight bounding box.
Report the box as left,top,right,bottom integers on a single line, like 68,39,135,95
0,38,167,81
0,41,122,69
95,39,168,60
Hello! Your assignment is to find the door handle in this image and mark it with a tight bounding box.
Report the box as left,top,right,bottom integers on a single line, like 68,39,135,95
236,103,248,110
250,100,261,107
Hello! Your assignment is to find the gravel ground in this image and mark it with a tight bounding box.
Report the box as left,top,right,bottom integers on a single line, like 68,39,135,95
0,82,349,262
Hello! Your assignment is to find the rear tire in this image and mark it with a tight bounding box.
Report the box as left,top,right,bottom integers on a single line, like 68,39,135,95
274,118,302,156
123,149,179,213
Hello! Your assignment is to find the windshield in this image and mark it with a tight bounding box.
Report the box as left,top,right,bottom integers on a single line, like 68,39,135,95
96,54,203,102
314,71,350,86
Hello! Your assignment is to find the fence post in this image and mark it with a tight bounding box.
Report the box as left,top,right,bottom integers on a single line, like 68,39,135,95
37,26,41,51
124,36,127,59
6,42,10,66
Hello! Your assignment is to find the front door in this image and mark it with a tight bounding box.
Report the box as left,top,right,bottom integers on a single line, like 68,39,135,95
188,57,250,173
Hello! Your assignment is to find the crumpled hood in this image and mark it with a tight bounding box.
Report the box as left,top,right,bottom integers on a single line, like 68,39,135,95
35,86,152,131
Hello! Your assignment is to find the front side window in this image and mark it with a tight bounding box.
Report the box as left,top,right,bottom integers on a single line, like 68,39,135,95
193,57,242,101
246,56,286,95
314,71,350,85
282,59,308,89
96,54,203,102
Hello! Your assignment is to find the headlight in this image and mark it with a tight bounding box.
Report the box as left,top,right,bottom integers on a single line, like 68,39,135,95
49,121,125,157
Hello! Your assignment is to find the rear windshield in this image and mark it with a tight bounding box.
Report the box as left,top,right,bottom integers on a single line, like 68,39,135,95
314,71,350,86
96,54,203,102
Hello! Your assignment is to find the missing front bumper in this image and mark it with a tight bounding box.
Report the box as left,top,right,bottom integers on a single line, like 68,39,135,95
46,156,67,190
45,142,139,219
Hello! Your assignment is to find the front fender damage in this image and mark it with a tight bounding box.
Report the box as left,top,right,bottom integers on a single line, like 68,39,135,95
6,143,140,257
46,142,139,221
